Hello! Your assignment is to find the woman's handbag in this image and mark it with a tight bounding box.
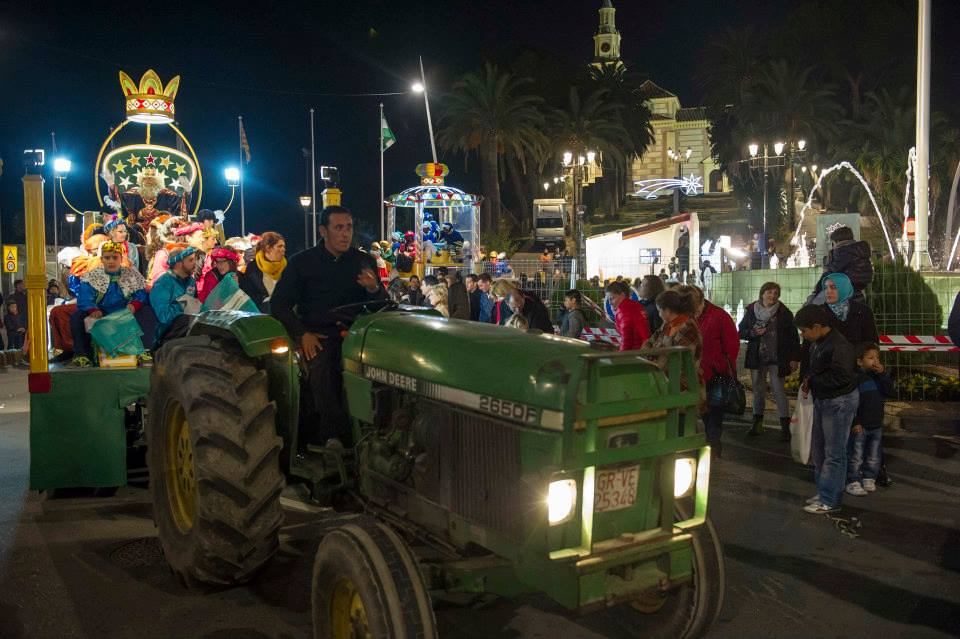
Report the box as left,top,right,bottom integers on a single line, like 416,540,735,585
706,354,746,416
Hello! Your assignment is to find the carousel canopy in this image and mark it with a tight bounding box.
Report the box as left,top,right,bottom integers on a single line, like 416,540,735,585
386,184,481,207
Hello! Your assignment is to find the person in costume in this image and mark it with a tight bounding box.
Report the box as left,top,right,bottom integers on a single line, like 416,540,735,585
119,166,190,232
422,220,440,244
196,208,226,246
197,247,240,303
390,231,403,255
174,222,218,280
239,232,287,312
401,231,417,257
103,216,139,270
370,244,389,281
147,216,187,289
440,222,464,251
70,241,155,367
150,246,199,344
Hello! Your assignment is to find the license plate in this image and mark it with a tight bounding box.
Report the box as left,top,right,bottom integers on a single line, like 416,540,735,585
594,465,640,513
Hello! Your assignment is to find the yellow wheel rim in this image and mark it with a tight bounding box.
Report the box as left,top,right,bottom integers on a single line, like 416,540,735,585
331,577,371,639
631,589,669,614
165,401,197,534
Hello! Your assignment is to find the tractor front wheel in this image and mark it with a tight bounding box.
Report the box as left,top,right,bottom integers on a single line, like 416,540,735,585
312,516,437,639
147,335,284,586
605,513,726,639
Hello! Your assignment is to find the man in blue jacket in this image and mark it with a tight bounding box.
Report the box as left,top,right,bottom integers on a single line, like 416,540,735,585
149,246,199,345
70,241,155,367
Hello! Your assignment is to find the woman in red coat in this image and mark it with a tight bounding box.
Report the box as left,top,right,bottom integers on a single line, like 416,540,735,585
683,285,739,457
606,280,650,350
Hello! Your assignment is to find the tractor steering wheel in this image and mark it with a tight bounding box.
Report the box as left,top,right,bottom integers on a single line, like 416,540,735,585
321,299,397,329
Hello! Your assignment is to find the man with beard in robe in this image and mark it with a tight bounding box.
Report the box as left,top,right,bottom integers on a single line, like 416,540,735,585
121,166,189,234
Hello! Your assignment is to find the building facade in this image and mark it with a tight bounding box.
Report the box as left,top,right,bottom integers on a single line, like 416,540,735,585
588,1,729,197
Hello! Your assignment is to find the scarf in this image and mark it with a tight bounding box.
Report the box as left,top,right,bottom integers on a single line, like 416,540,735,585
665,314,691,337
824,272,853,321
256,251,286,281
753,299,781,324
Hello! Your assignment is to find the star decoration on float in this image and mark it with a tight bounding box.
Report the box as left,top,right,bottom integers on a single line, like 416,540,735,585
145,153,156,165
112,160,127,173
159,155,172,169
173,162,187,176
127,153,141,167
119,176,132,189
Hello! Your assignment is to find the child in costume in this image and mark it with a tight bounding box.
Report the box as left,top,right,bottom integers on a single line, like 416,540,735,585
103,216,139,270
197,247,240,303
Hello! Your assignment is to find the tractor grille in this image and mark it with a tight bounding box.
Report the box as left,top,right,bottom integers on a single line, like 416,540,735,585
432,401,527,539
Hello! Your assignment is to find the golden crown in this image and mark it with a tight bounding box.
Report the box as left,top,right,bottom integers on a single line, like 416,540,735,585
119,69,180,124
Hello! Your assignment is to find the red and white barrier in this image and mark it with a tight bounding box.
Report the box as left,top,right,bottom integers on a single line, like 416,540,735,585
577,328,957,352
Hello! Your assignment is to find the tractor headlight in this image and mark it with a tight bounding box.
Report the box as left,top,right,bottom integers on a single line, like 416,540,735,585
547,479,577,525
674,458,697,498
270,338,290,355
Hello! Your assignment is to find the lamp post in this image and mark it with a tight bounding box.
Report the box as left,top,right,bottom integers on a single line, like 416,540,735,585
411,56,437,163
65,212,77,245
667,146,692,216
743,140,804,267
223,167,240,218
52,157,72,263
563,150,596,275
299,195,312,250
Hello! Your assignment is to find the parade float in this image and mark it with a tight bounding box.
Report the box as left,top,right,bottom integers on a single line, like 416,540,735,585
28,69,235,492
385,162,481,276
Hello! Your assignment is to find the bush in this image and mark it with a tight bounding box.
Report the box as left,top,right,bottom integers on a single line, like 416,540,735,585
893,372,960,402
866,258,942,336
483,219,522,258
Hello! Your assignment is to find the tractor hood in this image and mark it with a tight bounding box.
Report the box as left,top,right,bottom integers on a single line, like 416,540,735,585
343,312,662,431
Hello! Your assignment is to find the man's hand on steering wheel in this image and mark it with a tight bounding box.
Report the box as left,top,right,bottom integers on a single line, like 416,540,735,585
357,268,379,293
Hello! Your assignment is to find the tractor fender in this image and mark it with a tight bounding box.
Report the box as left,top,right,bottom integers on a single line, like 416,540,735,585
189,310,291,357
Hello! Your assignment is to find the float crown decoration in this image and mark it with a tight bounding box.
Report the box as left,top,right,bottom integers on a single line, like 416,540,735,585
119,69,180,124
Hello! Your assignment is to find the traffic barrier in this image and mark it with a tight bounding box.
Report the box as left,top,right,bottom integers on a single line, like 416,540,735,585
578,328,957,352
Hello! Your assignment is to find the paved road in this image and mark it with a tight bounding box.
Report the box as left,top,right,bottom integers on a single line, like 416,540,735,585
1,367,958,638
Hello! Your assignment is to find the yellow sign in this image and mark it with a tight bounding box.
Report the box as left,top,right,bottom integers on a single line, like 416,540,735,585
2,246,17,273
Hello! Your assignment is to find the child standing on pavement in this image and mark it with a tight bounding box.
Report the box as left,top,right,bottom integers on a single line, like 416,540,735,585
846,343,894,496
796,304,859,514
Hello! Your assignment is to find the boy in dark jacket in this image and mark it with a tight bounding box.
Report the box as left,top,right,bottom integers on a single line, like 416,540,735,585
810,226,873,302
845,343,894,496
796,304,859,514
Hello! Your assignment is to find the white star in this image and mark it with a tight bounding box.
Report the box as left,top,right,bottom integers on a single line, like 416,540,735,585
119,176,132,189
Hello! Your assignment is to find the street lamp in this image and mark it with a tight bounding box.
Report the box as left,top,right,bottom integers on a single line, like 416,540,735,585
413,56,437,163
666,146,693,215
299,195,312,249
224,166,240,187
411,82,424,93
586,151,596,165
562,151,573,166
773,141,785,156
52,156,75,261
543,181,550,192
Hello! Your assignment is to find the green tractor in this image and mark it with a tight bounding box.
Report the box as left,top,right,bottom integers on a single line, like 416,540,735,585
142,301,724,638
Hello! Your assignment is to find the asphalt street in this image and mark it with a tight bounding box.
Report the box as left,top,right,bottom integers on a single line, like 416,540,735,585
1,367,958,638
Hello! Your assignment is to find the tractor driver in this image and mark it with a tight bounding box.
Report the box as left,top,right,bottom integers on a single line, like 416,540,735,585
271,205,386,446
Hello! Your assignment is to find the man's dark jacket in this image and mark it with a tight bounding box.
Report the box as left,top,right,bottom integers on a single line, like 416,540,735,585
803,329,857,400
447,281,471,320
520,291,554,333
271,243,385,339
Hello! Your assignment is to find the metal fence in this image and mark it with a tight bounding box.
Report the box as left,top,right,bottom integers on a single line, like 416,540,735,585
474,258,960,402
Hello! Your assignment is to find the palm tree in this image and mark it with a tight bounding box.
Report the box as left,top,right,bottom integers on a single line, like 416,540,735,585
436,63,546,235
550,86,630,220
588,65,655,213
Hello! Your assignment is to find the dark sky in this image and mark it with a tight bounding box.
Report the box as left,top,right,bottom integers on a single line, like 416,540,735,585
1,1,958,251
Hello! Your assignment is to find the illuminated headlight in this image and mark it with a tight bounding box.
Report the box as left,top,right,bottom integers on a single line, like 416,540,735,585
674,458,697,498
270,338,290,355
547,479,577,525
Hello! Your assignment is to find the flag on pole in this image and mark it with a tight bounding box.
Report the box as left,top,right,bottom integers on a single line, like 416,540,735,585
239,118,251,163
381,116,397,152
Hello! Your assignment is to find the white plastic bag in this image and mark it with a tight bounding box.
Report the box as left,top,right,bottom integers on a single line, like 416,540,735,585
790,388,814,465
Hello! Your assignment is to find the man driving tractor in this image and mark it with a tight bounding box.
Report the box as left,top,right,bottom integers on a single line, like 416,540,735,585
271,205,386,446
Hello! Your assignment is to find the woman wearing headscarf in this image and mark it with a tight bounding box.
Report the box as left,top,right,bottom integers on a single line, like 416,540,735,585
739,282,801,440
820,272,878,345
239,232,286,312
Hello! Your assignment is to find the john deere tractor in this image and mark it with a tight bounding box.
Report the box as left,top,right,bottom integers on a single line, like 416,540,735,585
143,301,724,638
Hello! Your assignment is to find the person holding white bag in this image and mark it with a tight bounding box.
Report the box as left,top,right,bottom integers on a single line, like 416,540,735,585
795,305,859,515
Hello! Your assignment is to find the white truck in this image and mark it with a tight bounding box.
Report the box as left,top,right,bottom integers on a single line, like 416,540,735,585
532,198,567,248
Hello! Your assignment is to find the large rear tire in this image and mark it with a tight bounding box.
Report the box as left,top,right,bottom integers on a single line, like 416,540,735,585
604,511,725,639
312,516,437,639
147,335,284,586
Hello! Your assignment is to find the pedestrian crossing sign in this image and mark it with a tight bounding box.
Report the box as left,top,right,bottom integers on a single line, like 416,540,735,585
3,246,17,273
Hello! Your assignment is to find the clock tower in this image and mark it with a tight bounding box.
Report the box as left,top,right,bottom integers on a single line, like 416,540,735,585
593,0,622,66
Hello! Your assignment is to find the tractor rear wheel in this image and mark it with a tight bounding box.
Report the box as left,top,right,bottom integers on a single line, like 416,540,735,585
147,335,284,586
605,510,725,639
312,516,437,639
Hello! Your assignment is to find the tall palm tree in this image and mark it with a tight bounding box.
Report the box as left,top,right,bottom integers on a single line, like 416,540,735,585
588,65,655,212
550,86,630,219
436,63,546,235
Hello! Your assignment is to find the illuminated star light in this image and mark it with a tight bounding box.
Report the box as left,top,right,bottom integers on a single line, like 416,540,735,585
112,160,127,173
159,155,172,168
145,154,156,165
173,162,187,176
127,153,141,167
632,174,703,199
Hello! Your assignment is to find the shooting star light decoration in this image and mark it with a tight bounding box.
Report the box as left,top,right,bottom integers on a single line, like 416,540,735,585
633,174,703,200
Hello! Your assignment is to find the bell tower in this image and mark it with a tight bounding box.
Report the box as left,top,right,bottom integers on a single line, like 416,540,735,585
593,0,622,65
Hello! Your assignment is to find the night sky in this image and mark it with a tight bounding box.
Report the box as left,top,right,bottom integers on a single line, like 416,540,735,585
1,1,958,252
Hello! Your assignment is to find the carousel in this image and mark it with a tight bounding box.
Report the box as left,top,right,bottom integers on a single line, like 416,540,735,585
385,163,481,277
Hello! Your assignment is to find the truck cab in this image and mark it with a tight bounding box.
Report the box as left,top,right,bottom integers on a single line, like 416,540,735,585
533,198,567,248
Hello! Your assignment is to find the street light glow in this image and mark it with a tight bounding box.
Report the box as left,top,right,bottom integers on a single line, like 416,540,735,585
553,176,559,184
562,151,572,166
411,82,425,93
798,139,807,151
811,164,818,172
667,146,675,159
543,182,550,191
224,167,240,186
299,195,312,208
53,158,72,175
586,151,596,164
684,147,692,160
65,213,77,223
774,142,785,156
748,143,759,158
